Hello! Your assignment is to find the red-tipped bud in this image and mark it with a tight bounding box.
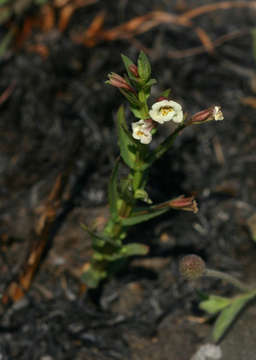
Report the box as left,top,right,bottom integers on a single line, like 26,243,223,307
190,106,224,124
107,73,135,93
156,96,168,102
129,64,139,77
169,195,198,213
179,255,206,280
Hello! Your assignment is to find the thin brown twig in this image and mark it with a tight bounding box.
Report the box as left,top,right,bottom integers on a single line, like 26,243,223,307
168,28,250,59
80,2,256,54
179,1,256,22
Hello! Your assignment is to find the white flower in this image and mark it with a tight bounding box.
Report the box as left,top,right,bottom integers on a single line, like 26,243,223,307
213,106,224,121
132,120,152,144
191,343,222,360
149,99,183,124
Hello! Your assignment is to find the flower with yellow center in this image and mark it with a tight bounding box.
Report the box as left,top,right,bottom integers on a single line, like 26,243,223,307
132,120,152,144
149,99,183,124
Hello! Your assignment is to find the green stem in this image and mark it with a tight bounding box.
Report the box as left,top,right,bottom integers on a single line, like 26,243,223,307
147,123,186,164
132,170,144,192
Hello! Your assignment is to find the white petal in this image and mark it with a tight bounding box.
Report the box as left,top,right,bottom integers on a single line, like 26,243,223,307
213,106,224,121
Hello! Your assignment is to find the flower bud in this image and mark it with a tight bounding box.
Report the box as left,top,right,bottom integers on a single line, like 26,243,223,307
169,195,198,213
179,254,206,280
156,96,168,102
129,64,139,77
191,106,224,124
107,72,135,93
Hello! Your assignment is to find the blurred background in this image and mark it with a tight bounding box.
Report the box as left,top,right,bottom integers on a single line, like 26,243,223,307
0,1,256,359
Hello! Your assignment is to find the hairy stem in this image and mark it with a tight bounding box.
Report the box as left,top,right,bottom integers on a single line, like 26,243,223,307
204,268,252,292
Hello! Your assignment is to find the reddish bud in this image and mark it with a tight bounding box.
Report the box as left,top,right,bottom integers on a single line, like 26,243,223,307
179,255,206,280
156,96,168,102
129,64,139,77
107,73,135,93
169,195,198,213
190,106,224,124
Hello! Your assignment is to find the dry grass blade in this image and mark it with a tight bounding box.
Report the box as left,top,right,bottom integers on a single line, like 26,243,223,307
40,4,55,32
194,27,215,54
58,0,97,31
179,1,256,22
82,11,105,46
79,10,191,47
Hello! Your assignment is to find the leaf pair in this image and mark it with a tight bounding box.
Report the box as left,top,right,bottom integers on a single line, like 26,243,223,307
200,290,256,342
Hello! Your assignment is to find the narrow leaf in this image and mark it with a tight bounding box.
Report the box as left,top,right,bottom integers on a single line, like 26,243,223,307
134,189,152,204
81,223,116,248
213,291,256,342
93,250,123,262
199,295,232,315
146,78,157,87
121,207,169,226
116,105,137,169
130,105,144,119
121,243,149,256
121,54,135,79
119,89,141,107
108,158,120,217
161,88,171,98
137,51,151,82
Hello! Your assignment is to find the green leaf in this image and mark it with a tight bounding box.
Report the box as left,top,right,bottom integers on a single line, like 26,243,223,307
134,189,152,204
121,54,135,78
161,88,171,98
130,105,144,119
108,158,120,218
82,266,107,288
200,295,232,315
81,223,119,249
121,206,169,226
146,78,157,87
146,123,186,165
137,51,151,83
143,79,157,100
116,105,137,169
121,243,149,256
81,223,105,247
212,291,256,342
119,89,141,107
93,250,123,262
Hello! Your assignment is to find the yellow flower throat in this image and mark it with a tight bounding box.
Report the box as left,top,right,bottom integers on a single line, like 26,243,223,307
159,106,174,116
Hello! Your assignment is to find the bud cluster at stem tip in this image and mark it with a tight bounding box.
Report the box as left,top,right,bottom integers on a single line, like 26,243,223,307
107,52,224,145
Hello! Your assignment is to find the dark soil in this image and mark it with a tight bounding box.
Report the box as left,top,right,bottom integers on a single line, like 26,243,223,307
0,1,256,359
